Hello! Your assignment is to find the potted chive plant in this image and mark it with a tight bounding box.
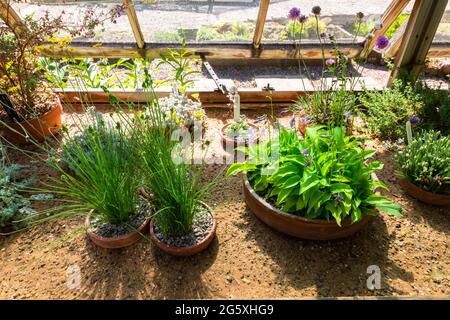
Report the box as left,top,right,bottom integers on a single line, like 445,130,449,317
395,130,450,206
27,110,150,249
0,1,122,143
227,126,401,240
220,88,258,154
133,92,219,256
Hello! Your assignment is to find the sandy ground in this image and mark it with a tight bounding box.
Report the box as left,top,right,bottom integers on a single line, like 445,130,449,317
0,108,448,299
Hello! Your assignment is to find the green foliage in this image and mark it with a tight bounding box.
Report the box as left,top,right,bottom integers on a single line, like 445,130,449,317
225,118,250,138
131,95,219,237
385,13,409,39
196,22,253,41
158,40,199,93
415,83,450,135
0,161,35,229
349,19,374,36
227,126,401,225
33,110,142,227
360,80,423,140
287,18,327,39
154,31,182,42
396,130,450,195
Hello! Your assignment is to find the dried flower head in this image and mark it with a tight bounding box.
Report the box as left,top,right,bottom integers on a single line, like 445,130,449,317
312,6,321,15
298,14,308,24
288,7,301,21
374,21,383,30
356,12,365,21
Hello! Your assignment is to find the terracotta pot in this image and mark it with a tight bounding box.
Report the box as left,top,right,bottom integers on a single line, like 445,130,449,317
0,98,63,144
85,214,151,249
399,178,450,206
149,202,216,256
242,175,373,240
220,122,259,153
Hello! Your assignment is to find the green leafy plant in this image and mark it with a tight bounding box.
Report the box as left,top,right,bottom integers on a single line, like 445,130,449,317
225,117,250,138
27,109,143,230
0,160,35,230
396,130,450,195
359,80,423,140
0,0,121,121
415,83,450,135
158,40,199,93
287,18,326,39
227,126,401,225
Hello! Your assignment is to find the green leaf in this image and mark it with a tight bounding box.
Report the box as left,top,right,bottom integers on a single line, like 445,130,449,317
282,175,301,189
226,163,256,176
299,174,320,195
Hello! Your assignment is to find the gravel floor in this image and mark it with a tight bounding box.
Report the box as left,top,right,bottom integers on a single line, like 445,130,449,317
0,108,448,299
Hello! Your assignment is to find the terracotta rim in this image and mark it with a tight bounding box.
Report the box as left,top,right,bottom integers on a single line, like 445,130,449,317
85,209,151,249
242,174,373,240
399,178,450,206
0,96,63,144
220,122,259,151
149,202,216,256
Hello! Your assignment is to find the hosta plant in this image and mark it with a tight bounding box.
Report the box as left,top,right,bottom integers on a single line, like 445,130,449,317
395,130,450,195
227,126,401,225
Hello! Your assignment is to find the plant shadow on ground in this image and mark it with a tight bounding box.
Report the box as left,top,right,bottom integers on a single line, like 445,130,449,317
236,207,414,297
79,234,219,299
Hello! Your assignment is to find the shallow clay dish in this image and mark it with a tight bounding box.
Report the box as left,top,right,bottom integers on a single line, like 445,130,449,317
399,178,450,206
243,174,373,240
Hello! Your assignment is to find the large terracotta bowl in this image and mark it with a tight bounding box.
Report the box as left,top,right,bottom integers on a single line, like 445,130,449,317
149,202,216,256
399,178,450,206
85,214,151,249
242,175,373,240
1,98,62,144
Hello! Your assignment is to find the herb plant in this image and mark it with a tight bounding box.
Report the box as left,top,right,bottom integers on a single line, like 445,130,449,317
227,126,401,225
396,130,450,195
359,80,423,140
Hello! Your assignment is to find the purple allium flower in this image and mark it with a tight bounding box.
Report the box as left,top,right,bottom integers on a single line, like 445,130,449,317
304,160,312,168
375,35,389,50
326,58,336,67
298,14,307,23
289,116,296,128
288,7,301,20
409,115,420,124
312,6,321,15
302,149,309,157
320,32,328,39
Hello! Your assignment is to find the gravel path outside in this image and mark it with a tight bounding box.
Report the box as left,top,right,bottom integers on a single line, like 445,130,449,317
11,1,450,42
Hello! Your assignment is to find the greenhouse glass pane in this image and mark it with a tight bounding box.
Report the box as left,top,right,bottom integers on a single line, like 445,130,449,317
10,1,134,43
134,0,258,43
433,9,450,42
262,0,393,42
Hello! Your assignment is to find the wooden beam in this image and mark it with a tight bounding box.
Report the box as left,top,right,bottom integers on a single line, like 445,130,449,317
0,0,27,34
388,0,448,85
40,40,365,60
122,0,145,49
252,0,270,50
362,0,410,57
384,16,409,58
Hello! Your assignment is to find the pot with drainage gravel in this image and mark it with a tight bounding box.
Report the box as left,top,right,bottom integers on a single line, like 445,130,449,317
25,107,151,249
227,126,402,240
134,94,221,256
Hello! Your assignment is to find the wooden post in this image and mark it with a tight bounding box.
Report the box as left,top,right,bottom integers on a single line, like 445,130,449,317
252,0,270,49
388,0,448,85
362,0,410,57
122,0,145,49
0,0,27,34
